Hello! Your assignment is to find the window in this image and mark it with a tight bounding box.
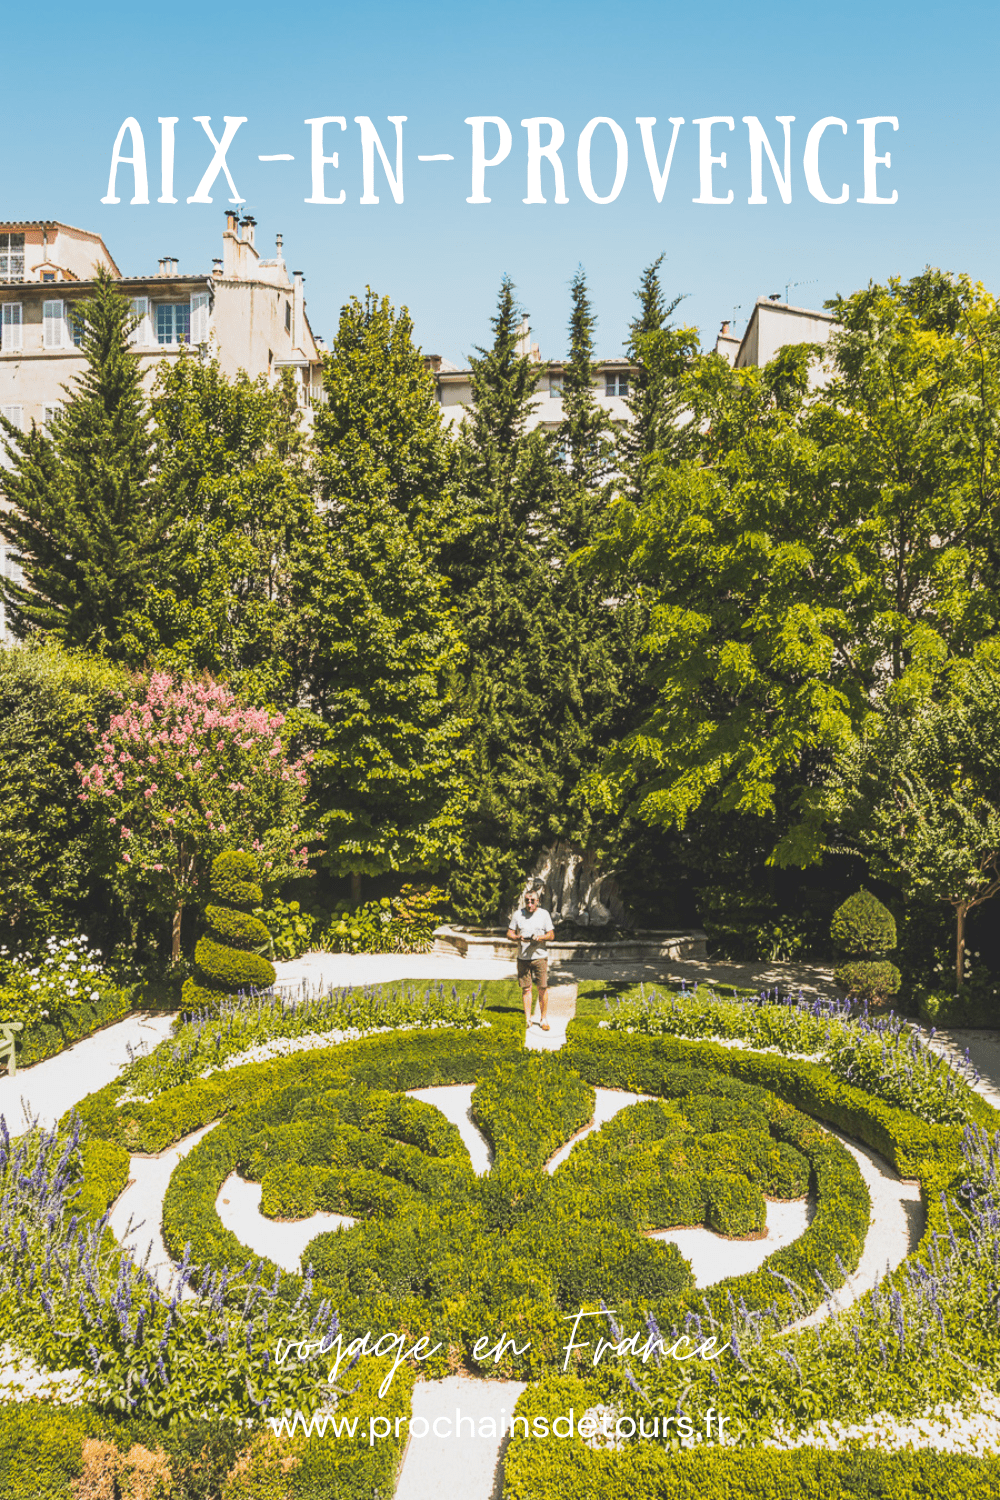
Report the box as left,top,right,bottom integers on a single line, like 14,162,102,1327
42,403,61,429
284,300,291,334
156,303,191,346
0,234,25,282
549,379,563,400
66,306,83,347
604,372,629,397
44,300,66,349
190,292,210,345
1,303,22,352
42,272,55,284
129,297,152,347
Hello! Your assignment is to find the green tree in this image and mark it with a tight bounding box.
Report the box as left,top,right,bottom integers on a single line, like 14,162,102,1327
293,290,469,900
559,266,616,507
0,641,127,947
585,269,1000,869
0,270,175,662
850,660,1000,992
444,278,563,916
138,357,312,705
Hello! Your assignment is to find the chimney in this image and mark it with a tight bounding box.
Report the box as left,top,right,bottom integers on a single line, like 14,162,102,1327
516,315,531,357
769,293,781,301
223,211,240,278
720,320,730,337
158,257,166,277
292,270,304,349
242,215,256,247
212,257,223,277
275,233,284,260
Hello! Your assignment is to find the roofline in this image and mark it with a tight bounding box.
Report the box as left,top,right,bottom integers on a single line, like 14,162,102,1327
435,358,639,380
734,297,837,366
0,220,122,277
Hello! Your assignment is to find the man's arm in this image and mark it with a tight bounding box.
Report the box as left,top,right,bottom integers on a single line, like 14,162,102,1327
506,914,520,944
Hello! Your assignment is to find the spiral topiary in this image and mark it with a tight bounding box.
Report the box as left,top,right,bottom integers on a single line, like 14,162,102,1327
181,851,276,1012
831,890,901,1005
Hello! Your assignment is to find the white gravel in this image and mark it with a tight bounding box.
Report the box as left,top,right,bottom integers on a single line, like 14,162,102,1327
215,1172,356,1273
393,1376,527,1500
109,1120,219,1292
406,1084,493,1175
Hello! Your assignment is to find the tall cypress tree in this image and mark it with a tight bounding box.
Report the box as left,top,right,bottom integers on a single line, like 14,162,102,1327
620,254,699,495
447,275,636,920
292,289,469,902
559,265,616,523
0,270,174,662
444,279,555,917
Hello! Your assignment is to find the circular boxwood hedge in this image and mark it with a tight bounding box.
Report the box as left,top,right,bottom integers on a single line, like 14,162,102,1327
138,1031,868,1376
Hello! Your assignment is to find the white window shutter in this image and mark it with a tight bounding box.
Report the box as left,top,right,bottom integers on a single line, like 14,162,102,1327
44,300,65,349
190,292,210,344
129,297,151,346
1,303,22,352
43,404,61,429
1,405,23,430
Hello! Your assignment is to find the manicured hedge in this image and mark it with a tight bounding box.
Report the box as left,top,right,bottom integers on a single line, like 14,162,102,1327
502,1380,1000,1499
96,1024,866,1373
15,986,132,1070
564,1021,999,1178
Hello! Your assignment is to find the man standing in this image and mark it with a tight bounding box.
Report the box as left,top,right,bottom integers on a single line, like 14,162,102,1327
507,888,555,1030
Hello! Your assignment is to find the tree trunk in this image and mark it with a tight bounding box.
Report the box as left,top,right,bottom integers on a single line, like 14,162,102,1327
956,903,967,991
350,872,361,908
172,903,183,963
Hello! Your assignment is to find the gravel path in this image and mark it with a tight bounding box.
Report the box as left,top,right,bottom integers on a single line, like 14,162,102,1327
0,1011,174,1134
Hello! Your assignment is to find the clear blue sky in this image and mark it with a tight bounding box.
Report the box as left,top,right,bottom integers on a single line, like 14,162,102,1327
4,0,997,365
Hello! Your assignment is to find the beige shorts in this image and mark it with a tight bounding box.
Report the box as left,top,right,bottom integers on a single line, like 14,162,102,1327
517,957,548,991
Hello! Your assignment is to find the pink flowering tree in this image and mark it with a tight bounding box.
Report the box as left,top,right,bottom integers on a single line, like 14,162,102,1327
77,672,310,959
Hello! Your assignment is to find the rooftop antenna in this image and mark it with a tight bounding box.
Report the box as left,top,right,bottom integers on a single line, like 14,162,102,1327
784,278,817,305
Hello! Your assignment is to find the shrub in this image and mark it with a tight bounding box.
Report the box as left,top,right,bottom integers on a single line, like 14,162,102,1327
254,897,315,960
181,852,275,1010
833,958,902,1004
0,935,115,1032
830,889,897,957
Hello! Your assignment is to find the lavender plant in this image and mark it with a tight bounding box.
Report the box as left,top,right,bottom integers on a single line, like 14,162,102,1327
0,1112,340,1422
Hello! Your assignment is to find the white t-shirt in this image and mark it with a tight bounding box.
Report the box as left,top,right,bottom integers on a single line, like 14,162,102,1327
509,906,553,960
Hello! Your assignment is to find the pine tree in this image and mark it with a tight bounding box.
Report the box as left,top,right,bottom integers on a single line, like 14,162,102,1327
293,289,469,900
0,270,175,662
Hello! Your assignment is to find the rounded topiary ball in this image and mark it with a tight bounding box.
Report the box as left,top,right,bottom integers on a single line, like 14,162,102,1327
181,850,277,1011
830,890,897,958
833,959,902,1006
